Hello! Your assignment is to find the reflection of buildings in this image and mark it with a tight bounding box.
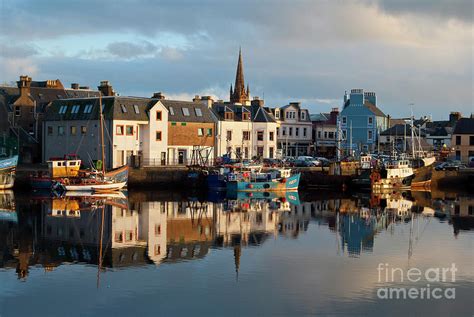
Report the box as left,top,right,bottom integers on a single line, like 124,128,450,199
451,196,474,236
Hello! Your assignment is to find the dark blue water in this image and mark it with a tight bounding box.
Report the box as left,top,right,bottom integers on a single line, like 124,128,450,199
0,190,473,316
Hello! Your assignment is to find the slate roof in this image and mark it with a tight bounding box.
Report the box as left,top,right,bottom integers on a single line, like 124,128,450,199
160,100,216,123
380,124,422,136
310,113,329,122
364,100,386,117
453,118,474,134
44,96,155,121
210,102,275,123
211,103,251,121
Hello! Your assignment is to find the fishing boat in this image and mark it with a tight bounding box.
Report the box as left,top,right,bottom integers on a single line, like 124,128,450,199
53,94,127,192
0,155,18,189
370,159,414,192
226,168,300,192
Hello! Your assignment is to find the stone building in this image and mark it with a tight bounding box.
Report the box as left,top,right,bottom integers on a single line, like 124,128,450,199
0,75,100,163
452,117,474,162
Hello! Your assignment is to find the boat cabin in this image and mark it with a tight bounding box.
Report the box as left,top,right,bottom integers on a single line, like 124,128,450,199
47,157,82,178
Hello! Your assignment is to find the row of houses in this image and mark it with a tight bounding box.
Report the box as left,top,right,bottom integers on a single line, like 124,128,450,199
2,50,473,165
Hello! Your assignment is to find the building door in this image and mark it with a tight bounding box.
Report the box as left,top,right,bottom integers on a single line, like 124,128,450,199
116,150,124,166
269,147,274,159
161,152,166,165
126,150,133,165
178,150,186,164
257,146,264,158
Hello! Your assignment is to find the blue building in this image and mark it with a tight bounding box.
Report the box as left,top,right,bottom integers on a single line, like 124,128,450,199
339,89,388,154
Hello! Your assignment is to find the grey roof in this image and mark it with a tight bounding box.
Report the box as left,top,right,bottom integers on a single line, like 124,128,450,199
380,124,424,136
453,118,474,134
250,104,276,122
210,102,275,123
44,96,155,121
310,113,328,122
159,100,216,123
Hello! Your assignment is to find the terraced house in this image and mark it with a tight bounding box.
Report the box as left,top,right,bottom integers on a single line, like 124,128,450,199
43,92,218,167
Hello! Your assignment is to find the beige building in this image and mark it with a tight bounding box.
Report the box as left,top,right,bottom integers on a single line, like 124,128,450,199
452,117,474,163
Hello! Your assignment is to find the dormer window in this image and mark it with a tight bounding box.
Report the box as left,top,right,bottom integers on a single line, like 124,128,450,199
225,112,234,120
242,112,250,121
275,110,280,119
182,107,190,116
301,111,306,120
120,104,127,113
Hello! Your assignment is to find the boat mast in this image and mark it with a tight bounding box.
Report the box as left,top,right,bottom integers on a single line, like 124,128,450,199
99,93,106,178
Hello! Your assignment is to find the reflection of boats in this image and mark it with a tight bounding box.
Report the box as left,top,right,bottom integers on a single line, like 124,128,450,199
0,190,16,222
227,190,300,205
0,155,18,189
227,168,300,192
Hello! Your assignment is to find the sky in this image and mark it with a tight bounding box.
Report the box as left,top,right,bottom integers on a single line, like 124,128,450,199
0,0,472,120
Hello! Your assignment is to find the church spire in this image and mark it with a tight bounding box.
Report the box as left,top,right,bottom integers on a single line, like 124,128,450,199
230,48,250,104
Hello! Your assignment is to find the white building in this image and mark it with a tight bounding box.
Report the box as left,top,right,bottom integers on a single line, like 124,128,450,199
271,102,313,157
210,97,278,159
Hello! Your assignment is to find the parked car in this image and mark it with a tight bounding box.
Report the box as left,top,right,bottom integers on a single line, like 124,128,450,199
293,159,317,167
297,156,321,166
435,160,466,171
262,158,282,167
468,157,474,168
314,157,331,167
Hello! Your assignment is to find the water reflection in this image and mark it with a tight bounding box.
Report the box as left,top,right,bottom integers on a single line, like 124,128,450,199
0,189,473,281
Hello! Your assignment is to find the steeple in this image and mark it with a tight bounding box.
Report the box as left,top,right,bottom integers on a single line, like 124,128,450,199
230,48,250,104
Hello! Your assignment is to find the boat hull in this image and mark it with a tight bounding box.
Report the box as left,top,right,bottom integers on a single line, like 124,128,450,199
227,173,300,192
64,181,127,192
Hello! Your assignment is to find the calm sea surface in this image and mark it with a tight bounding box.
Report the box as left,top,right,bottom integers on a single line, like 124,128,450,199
0,190,473,317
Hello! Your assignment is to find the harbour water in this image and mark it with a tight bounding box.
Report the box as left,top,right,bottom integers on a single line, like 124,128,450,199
0,190,473,316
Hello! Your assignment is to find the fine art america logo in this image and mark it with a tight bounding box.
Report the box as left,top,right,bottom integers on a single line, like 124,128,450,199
377,263,457,300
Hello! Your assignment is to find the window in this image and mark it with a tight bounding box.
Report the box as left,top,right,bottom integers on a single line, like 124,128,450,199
277,127,280,136
269,147,274,158
126,125,133,136
71,105,80,114
225,112,233,120
257,131,264,141
275,111,280,119
368,130,373,140
81,126,87,135
84,104,93,113
324,131,328,138
206,128,212,136
182,107,190,116
181,122,186,126
470,136,474,146
303,128,307,137
368,116,373,125
155,244,161,256
156,111,162,121
342,129,347,139
116,125,124,135
155,224,161,236
243,131,250,141
318,131,321,138
58,126,65,136
282,127,286,136
289,127,293,136
226,130,232,141
269,131,274,141
169,107,175,115
198,128,204,136
342,116,347,124
328,132,334,139
47,126,53,136
120,104,127,113
58,105,67,114
70,126,77,136
301,112,306,120
195,108,202,116
156,131,162,141
115,232,123,243
133,105,139,114
295,128,299,137
456,135,461,145
125,231,133,242
14,106,21,116
242,112,250,120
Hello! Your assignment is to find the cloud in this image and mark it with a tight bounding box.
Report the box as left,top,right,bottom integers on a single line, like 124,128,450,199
0,44,38,58
0,0,471,119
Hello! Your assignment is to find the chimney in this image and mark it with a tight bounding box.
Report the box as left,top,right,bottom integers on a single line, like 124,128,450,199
71,83,79,89
17,75,32,97
98,80,115,96
201,96,214,108
251,96,264,107
449,112,462,124
79,86,90,90
152,92,165,100
330,107,339,123
193,95,201,102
